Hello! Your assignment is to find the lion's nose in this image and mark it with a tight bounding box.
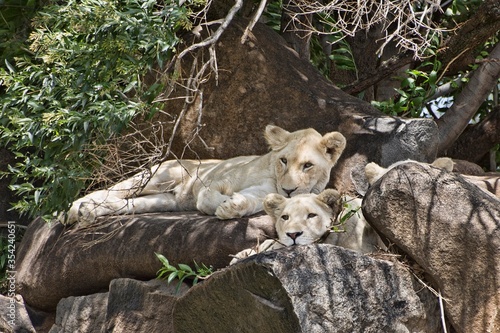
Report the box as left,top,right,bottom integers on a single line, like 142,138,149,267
286,231,303,241
282,187,297,197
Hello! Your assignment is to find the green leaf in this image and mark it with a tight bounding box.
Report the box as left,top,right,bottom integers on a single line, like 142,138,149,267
167,271,178,284
4,59,16,73
178,263,193,273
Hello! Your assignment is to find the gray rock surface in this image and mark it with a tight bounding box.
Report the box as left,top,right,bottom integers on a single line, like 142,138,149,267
16,212,275,311
363,162,500,333
174,244,441,333
48,293,108,333
106,278,189,333
0,294,36,333
46,278,188,333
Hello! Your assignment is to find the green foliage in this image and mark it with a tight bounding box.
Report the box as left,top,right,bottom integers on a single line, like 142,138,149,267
0,0,201,221
372,62,441,117
155,253,213,292
329,199,361,233
0,224,25,295
310,34,356,82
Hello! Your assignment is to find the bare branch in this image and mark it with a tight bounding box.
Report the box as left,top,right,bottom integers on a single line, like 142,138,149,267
241,0,267,44
285,0,444,59
177,0,243,60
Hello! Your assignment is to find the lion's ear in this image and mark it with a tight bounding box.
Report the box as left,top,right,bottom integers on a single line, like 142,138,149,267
316,189,342,215
431,157,454,172
264,125,290,151
364,162,387,185
321,132,346,163
263,193,287,219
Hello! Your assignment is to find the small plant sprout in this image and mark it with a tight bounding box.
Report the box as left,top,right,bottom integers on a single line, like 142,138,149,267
329,197,361,233
155,253,213,291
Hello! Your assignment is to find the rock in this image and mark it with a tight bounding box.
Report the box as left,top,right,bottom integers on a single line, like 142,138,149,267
0,294,36,333
106,278,189,332
16,212,275,311
48,293,108,333
47,278,188,333
362,162,500,333
173,244,441,333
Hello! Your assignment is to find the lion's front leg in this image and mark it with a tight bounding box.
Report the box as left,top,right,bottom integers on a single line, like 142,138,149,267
196,188,231,216
230,239,283,265
215,192,255,219
196,184,274,219
214,185,274,219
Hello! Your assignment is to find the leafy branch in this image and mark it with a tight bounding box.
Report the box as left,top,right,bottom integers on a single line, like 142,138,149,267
155,253,213,292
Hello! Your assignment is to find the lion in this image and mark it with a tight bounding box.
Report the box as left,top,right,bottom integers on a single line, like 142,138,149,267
365,157,500,198
364,157,454,186
63,125,347,225
230,189,386,264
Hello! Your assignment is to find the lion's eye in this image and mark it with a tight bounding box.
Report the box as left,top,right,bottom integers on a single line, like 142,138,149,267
307,213,317,219
303,162,313,170
281,215,289,220
280,158,287,165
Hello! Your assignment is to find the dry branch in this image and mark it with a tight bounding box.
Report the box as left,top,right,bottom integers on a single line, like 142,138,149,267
284,0,444,59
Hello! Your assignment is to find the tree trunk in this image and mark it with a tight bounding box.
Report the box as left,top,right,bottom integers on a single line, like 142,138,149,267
446,106,500,163
437,42,500,155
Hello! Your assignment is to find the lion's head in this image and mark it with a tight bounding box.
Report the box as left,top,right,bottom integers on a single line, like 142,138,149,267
263,189,342,246
264,125,346,197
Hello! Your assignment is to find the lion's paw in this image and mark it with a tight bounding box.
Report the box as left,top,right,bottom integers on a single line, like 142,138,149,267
229,248,257,265
215,193,250,220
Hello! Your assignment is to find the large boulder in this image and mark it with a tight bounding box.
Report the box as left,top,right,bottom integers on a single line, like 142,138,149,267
41,246,441,332
173,244,441,333
16,213,275,311
362,162,500,333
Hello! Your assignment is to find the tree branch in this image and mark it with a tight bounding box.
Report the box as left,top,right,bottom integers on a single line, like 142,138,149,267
437,0,500,76
437,42,500,155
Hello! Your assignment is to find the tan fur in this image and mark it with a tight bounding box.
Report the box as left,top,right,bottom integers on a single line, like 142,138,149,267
365,157,454,186
456,174,500,198
63,125,346,226
230,189,385,264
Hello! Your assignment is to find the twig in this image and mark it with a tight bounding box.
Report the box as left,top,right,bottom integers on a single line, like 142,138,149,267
177,0,243,60
284,0,445,59
241,0,268,44
438,289,448,333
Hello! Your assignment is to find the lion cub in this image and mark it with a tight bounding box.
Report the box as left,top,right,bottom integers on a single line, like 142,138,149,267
230,189,385,264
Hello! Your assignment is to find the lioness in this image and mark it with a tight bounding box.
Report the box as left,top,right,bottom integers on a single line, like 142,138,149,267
230,189,385,264
63,125,346,225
